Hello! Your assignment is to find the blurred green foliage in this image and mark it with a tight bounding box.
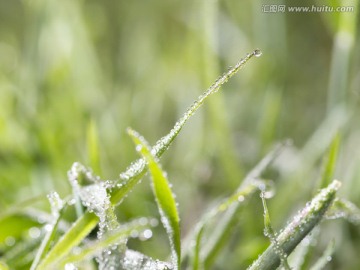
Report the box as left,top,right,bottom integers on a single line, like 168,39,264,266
0,0,359,269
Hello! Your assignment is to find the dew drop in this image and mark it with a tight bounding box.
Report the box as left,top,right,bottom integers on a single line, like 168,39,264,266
29,227,41,239
254,49,262,57
5,236,15,246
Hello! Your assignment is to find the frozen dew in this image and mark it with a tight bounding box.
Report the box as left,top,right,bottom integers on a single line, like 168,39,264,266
237,195,245,202
253,49,262,57
47,191,64,217
140,229,153,241
5,236,15,246
65,263,78,270
28,227,41,239
121,249,173,270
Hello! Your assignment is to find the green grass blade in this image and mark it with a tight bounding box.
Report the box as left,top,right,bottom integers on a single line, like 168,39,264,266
247,180,341,270
37,50,260,269
202,141,289,268
309,239,335,270
30,204,67,270
128,128,181,269
59,217,156,266
325,198,360,224
191,183,258,270
319,133,340,189
260,192,291,270
112,50,261,204
36,212,99,270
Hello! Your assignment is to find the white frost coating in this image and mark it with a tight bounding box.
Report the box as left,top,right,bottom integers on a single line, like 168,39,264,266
64,263,78,270
278,180,341,243
68,162,122,270
47,191,64,217
121,249,173,270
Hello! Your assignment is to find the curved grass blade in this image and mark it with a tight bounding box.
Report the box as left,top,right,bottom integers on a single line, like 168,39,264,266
202,141,289,268
30,196,67,270
38,50,260,269
128,128,181,270
325,198,360,224
191,183,259,270
59,217,157,266
260,192,291,270
319,133,340,189
36,212,99,270
112,49,261,204
247,180,341,270
309,239,335,270
87,118,101,175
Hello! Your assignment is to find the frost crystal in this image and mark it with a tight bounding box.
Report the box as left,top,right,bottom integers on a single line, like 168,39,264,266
121,250,173,270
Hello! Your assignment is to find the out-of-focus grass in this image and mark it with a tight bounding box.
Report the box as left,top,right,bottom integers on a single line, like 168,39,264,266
0,0,360,269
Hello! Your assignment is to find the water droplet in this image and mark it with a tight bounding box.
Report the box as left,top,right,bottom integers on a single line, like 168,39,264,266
5,236,15,246
254,49,262,57
65,263,78,270
29,227,41,239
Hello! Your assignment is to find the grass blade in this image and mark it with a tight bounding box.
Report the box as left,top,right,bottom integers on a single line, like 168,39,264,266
36,212,99,270
30,193,67,270
112,49,261,204
309,239,335,270
202,141,289,268
247,180,341,270
128,128,181,269
59,217,156,266
37,50,260,268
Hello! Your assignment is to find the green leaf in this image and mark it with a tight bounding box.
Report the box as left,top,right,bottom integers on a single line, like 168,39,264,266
325,198,360,224
247,180,341,270
37,50,260,269
30,207,67,270
202,141,289,268
112,49,261,205
319,133,340,189
59,217,157,266
36,212,99,270
309,239,335,270
128,128,181,269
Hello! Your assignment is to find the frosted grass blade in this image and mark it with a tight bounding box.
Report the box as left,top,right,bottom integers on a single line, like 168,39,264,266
39,50,260,269
202,141,289,268
247,180,341,270
36,212,99,270
112,49,261,204
59,217,156,266
30,205,67,270
128,128,181,269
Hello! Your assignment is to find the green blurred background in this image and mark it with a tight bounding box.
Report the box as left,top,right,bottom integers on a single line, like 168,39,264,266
0,0,359,269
